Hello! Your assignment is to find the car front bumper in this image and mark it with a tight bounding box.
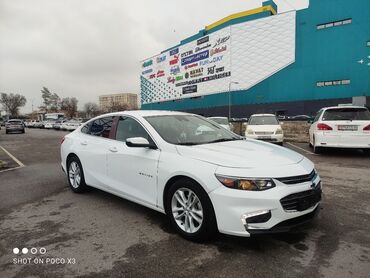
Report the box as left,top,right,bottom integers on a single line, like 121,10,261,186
245,134,284,143
209,175,321,237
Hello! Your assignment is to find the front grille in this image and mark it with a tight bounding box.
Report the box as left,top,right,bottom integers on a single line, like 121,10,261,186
255,131,274,135
276,169,316,185
280,182,322,212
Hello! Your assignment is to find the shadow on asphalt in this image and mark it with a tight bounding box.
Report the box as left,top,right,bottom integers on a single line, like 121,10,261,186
83,186,317,253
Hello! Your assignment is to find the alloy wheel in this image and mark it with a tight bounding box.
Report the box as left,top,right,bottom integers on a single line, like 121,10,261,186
69,161,81,189
171,188,203,233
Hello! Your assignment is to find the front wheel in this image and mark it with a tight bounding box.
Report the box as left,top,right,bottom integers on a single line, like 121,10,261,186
166,179,217,242
67,156,89,193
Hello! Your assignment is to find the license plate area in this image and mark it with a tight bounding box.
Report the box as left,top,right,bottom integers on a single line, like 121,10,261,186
338,125,358,131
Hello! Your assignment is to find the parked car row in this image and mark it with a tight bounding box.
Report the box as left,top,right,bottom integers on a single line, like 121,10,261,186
25,119,87,131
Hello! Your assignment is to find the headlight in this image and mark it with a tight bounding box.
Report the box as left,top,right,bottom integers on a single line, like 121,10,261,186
215,174,276,191
246,129,254,135
275,128,283,134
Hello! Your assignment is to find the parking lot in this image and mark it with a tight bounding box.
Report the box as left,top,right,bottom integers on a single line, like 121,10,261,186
0,128,369,278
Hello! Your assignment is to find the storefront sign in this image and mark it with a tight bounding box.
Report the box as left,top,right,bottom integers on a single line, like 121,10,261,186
182,85,198,94
181,50,209,66
197,36,209,45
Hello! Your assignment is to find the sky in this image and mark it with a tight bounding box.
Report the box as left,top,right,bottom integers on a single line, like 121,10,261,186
0,0,308,113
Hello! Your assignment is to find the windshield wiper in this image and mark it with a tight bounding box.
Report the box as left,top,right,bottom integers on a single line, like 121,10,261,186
176,142,200,146
205,138,244,144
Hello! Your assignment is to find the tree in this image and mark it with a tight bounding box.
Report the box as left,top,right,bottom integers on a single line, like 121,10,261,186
41,87,60,112
60,97,78,118
84,102,100,118
109,101,129,112
0,93,27,117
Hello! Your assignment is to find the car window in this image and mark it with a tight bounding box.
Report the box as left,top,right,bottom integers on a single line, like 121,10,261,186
115,117,154,144
145,115,239,145
81,122,92,134
248,116,278,125
313,110,323,122
322,108,370,121
89,117,113,138
209,118,228,125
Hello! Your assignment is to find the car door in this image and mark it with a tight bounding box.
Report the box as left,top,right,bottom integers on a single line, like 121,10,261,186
76,116,114,189
106,116,160,206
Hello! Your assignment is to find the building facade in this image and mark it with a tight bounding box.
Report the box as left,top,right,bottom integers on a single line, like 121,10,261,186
140,0,370,117
99,93,138,112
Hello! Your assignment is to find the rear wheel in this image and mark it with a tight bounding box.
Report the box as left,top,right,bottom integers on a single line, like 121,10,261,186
67,156,89,193
166,178,217,242
312,137,321,154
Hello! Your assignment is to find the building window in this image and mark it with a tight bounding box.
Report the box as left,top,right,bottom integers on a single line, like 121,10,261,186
367,41,370,46
316,18,352,30
316,79,350,87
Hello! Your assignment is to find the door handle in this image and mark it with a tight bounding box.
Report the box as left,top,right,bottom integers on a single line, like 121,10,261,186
80,141,88,146
109,146,118,153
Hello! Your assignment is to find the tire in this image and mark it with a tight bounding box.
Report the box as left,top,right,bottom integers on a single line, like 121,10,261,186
165,178,217,242
67,156,89,193
313,137,321,154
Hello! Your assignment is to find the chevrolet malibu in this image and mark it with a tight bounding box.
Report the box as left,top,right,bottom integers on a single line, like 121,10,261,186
61,111,322,241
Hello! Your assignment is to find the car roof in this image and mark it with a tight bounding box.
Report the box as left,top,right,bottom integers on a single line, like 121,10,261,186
97,110,193,118
250,114,276,117
208,116,228,119
322,105,367,111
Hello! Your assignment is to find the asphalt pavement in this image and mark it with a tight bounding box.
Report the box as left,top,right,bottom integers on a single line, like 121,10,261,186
0,128,369,278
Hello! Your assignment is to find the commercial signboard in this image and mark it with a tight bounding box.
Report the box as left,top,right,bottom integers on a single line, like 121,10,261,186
140,11,296,104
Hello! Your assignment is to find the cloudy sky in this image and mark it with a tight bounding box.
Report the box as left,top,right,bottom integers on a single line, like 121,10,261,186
0,0,307,113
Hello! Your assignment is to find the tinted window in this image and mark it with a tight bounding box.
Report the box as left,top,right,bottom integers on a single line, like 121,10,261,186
322,108,370,121
81,122,92,134
249,116,278,125
89,117,113,138
313,110,323,122
116,117,153,144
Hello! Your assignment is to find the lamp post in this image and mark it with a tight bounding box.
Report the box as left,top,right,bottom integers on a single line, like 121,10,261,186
228,81,239,120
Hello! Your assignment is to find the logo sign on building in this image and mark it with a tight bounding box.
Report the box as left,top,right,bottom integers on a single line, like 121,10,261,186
197,36,209,45
169,48,179,56
142,60,153,68
182,85,198,94
156,55,166,63
181,50,209,66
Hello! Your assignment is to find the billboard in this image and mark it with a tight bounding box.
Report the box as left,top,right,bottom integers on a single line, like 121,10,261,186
141,11,296,104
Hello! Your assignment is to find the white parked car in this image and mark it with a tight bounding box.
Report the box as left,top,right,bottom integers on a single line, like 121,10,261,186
65,120,82,131
44,120,56,129
61,111,321,241
309,106,370,153
207,117,232,131
245,114,284,145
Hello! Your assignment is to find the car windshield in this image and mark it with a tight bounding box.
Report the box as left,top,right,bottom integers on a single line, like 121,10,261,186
322,108,370,121
145,115,241,145
249,116,278,125
8,120,22,123
209,118,228,125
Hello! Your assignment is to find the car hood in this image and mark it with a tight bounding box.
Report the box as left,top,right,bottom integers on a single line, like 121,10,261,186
176,140,303,168
247,125,280,132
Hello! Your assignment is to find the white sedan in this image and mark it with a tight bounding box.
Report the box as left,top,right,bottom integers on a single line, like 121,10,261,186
245,114,284,145
207,117,232,131
309,106,370,153
61,111,321,241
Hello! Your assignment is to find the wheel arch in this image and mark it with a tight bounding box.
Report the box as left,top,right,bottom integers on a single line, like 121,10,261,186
162,175,215,216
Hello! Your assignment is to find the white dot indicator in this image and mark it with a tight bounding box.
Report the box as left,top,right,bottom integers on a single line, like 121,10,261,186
13,248,20,254
31,247,37,254
22,248,28,254
39,247,46,254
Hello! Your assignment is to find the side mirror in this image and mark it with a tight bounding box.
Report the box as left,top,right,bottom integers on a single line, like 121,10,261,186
308,119,313,124
126,137,157,149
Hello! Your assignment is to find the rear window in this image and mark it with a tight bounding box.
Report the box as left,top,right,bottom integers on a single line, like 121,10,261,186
8,120,22,123
322,108,370,121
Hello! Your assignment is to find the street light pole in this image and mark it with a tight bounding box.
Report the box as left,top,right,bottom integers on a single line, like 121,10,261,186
228,81,239,120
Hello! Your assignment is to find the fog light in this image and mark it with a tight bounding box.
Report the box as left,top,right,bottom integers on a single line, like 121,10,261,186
241,210,272,230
